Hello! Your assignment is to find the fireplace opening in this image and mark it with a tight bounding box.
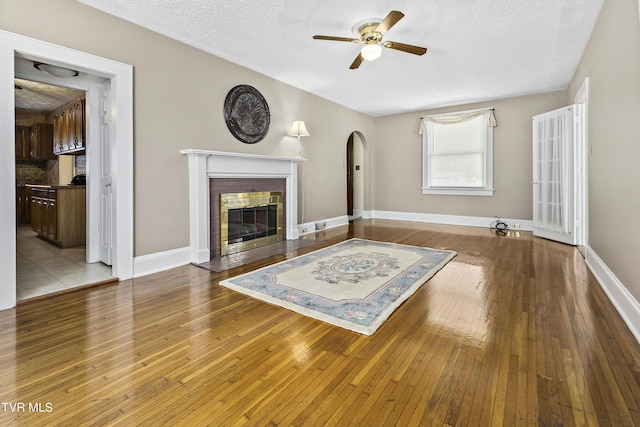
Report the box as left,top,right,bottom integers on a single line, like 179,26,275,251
220,191,283,256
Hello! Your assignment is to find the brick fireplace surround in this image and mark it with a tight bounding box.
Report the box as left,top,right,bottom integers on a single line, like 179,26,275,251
180,150,305,263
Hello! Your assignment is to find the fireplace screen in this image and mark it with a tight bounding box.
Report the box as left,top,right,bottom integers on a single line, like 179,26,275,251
220,191,283,256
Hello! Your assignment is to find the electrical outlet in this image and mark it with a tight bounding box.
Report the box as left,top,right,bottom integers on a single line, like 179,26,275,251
512,223,521,229
301,227,308,233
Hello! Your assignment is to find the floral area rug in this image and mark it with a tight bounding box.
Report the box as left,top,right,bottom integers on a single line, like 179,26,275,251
219,238,457,335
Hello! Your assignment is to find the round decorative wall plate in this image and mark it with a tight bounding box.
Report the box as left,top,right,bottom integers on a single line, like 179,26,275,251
223,85,271,144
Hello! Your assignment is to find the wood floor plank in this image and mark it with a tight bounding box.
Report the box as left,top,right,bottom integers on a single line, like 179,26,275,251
2,219,640,426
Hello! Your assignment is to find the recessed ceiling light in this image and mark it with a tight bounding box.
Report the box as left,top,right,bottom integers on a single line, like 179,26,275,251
33,62,79,78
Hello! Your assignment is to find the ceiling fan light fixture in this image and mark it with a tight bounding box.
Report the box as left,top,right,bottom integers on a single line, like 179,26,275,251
313,10,426,69
361,44,382,61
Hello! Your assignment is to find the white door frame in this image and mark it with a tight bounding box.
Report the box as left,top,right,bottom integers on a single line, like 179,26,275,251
574,78,589,249
0,30,134,310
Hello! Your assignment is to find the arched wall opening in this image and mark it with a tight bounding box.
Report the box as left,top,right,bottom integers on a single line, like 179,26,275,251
346,131,369,219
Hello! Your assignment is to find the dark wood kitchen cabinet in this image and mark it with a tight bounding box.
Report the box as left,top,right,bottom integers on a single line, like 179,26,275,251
29,186,85,247
15,125,30,161
53,98,85,155
69,98,85,151
16,185,31,225
30,189,43,236
52,109,67,154
29,123,55,161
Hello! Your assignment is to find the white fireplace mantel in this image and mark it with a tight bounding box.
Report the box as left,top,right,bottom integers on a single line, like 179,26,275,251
180,149,306,263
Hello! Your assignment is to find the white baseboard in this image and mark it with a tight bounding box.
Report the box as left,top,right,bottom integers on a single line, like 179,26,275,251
369,210,534,231
133,246,192,278
585,246,640,344
297,222,316,236
298,215,350,236
323,215,350,230
353,209,372,219
303,210,532,232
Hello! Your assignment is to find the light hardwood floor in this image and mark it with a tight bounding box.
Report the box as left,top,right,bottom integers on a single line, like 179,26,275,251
1,219,639,426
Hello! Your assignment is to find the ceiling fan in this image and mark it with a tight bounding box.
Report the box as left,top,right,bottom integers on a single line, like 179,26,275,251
313,10,427,69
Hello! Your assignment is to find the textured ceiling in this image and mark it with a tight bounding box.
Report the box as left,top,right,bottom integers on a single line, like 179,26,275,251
14,78,84,111
79,0,603,117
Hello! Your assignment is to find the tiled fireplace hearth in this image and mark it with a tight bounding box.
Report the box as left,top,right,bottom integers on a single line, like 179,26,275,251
180,150,305,263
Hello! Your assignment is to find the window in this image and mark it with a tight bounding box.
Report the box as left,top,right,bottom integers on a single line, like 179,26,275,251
420,108,496,196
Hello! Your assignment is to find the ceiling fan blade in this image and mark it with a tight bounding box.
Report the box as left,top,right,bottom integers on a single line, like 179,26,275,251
375,10,404,36
313,35,360,43
349,53,365,69
383,41,427,56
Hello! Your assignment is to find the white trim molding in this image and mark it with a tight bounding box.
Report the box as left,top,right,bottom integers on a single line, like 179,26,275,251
320,215,350,231
370,210,533,231
585,247,640,344
297,223,316,236
421,188,495,197
133,247,192,278
353,209,372,219
298,215,349,236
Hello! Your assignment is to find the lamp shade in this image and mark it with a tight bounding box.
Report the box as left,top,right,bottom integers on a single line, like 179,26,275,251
287,121,310,138
361,44,382,61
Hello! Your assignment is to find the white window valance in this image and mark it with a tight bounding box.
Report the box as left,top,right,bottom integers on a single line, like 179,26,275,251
419,108,497,134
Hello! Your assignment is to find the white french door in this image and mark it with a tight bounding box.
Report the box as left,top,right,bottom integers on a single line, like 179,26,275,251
99,80,113,265
532,106,578,245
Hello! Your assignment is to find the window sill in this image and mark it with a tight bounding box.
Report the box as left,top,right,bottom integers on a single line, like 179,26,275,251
421,187,495,196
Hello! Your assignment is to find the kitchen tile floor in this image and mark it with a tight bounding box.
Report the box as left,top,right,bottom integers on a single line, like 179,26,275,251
16,226,114,301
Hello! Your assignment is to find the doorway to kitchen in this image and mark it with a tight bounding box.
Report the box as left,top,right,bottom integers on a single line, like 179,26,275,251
14,74,113,300
0,30,134,310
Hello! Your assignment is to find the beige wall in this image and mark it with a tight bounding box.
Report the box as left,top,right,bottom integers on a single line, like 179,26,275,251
569,0,640,301
370,91,567,220
5,0,637,306
1,0,372,256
